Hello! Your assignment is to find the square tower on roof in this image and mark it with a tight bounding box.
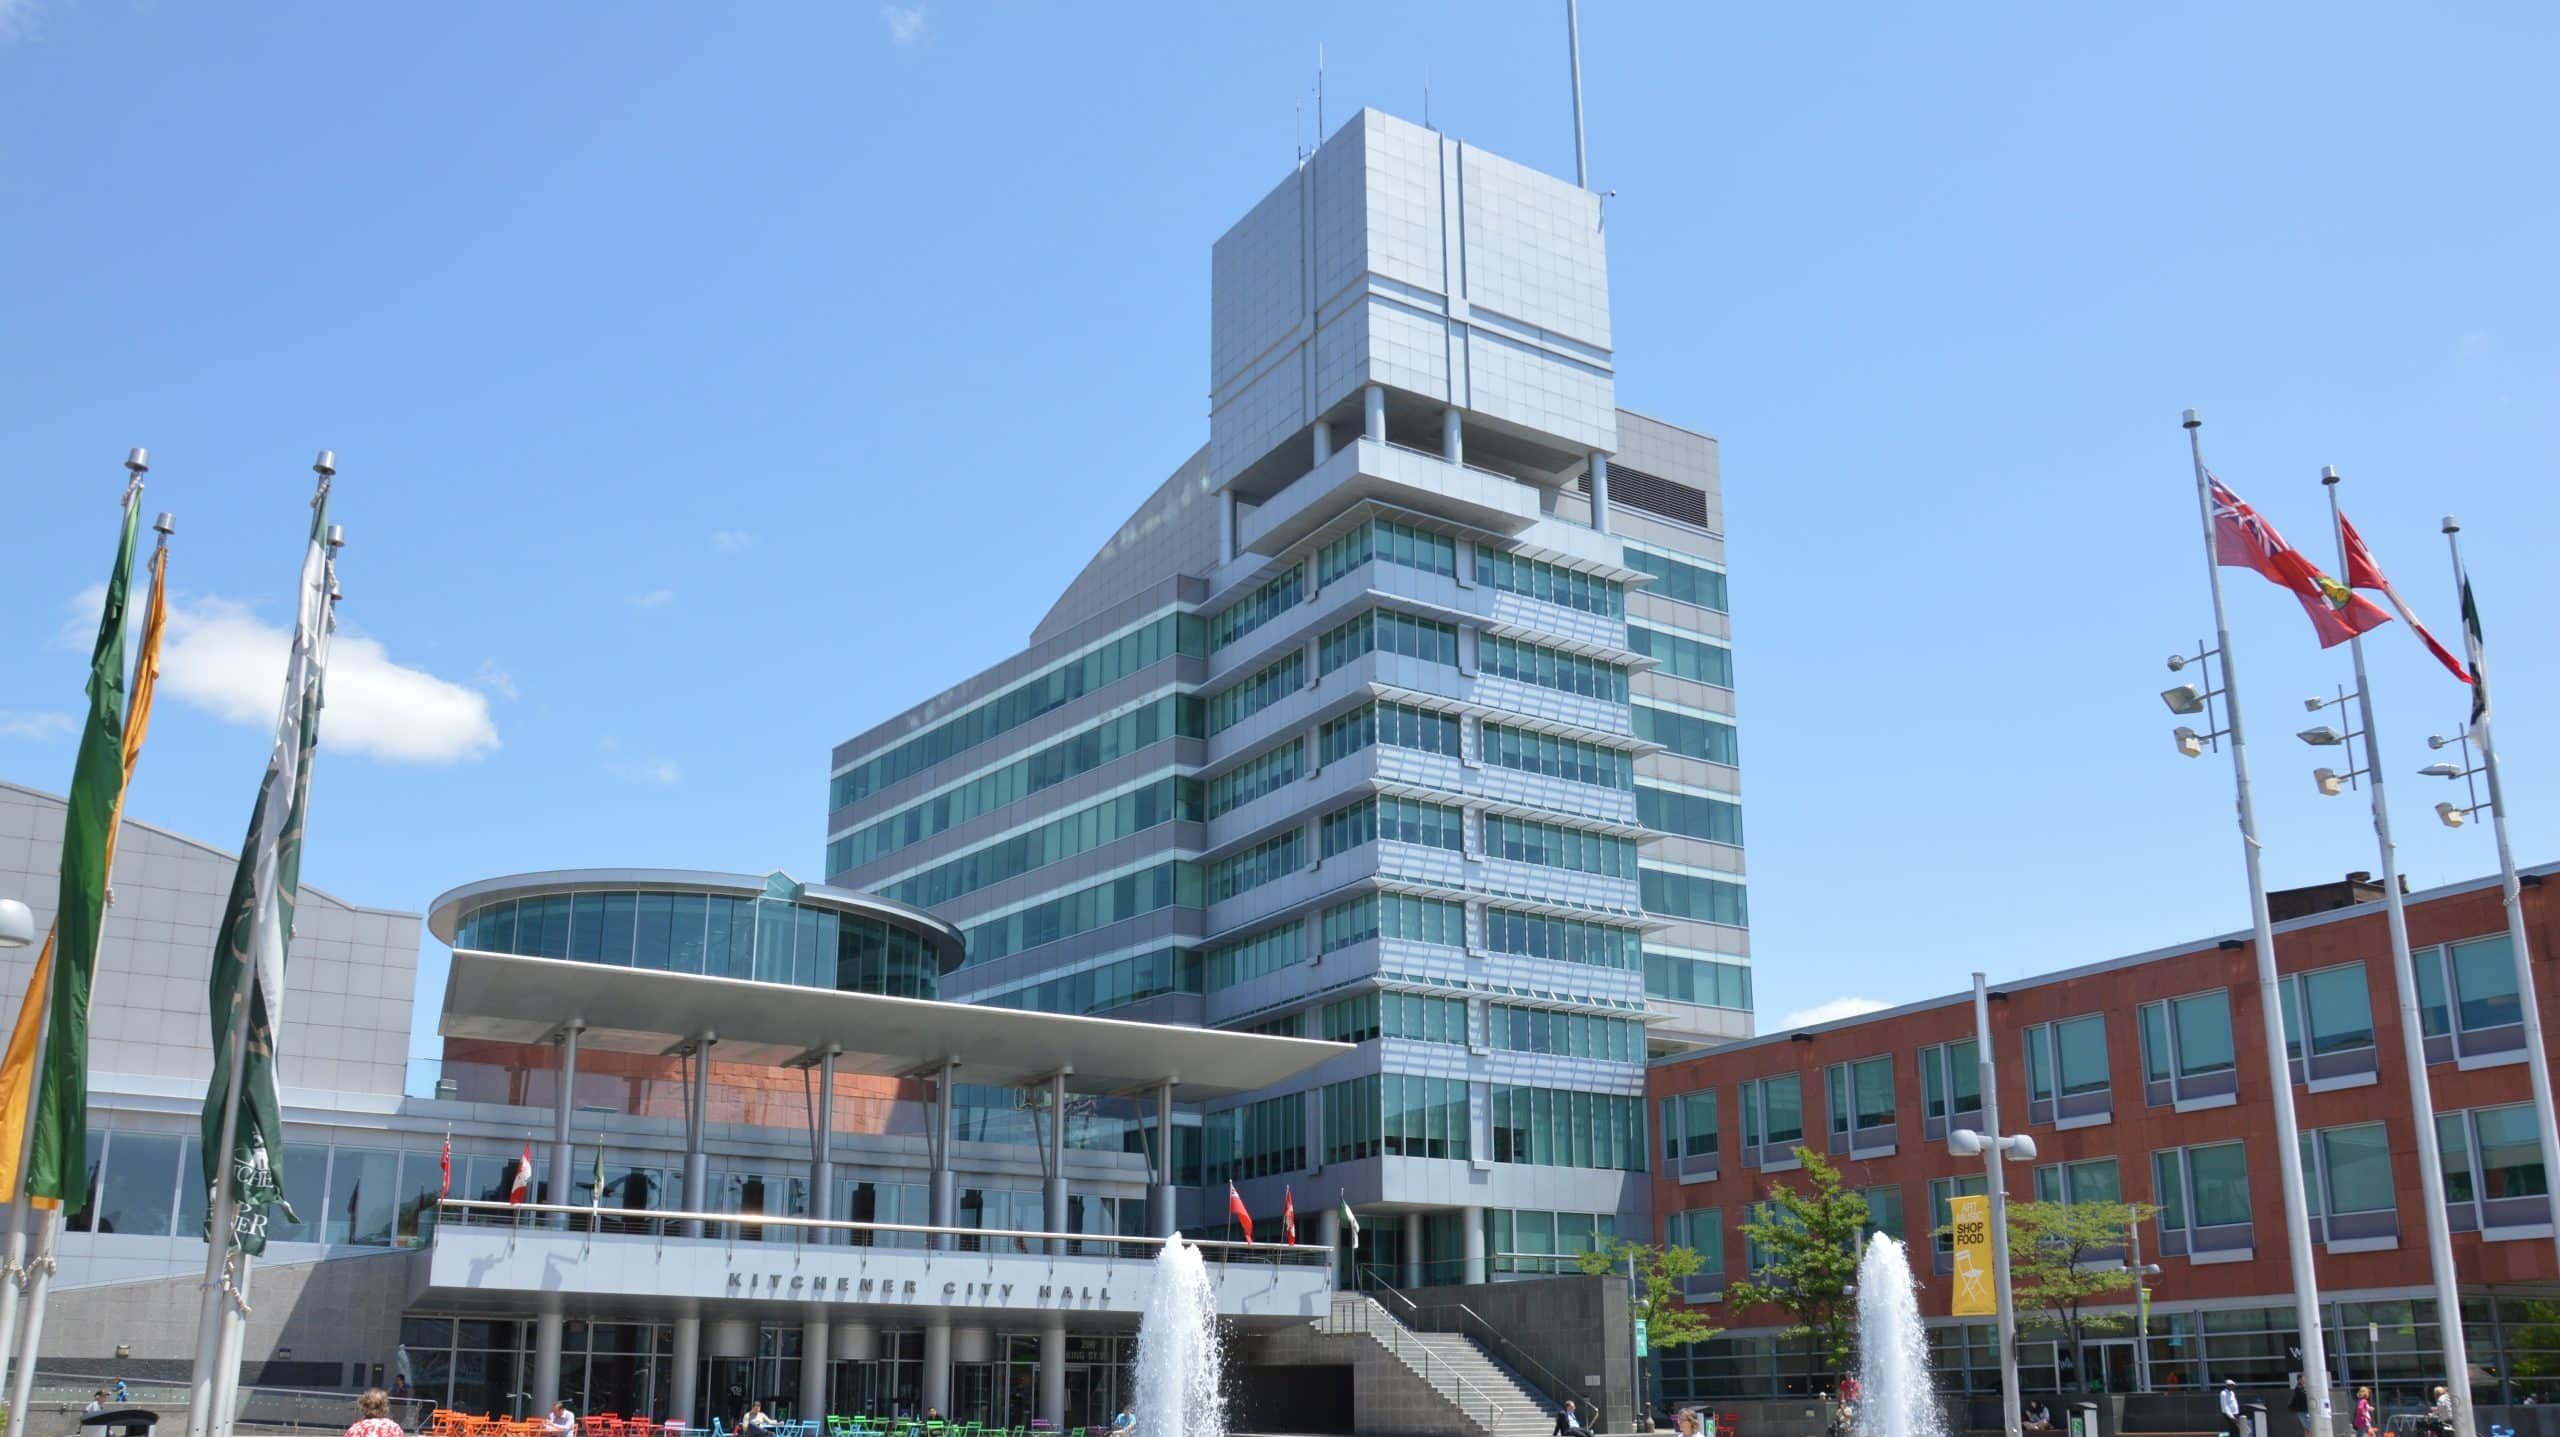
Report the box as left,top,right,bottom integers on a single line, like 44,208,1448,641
1209,109,1617,500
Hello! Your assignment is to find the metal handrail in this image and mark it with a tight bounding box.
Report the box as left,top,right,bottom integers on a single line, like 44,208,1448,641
432,1198,1332,1267
21,1372,435,1431
1358,1268,1584,1418
1326,1287,1508,1428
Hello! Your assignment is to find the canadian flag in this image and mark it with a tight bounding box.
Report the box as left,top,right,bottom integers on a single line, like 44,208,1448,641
1283,1187,1298,1246
1226,1181,1254,1244
509,1141,532,1204
2339,512,2470,683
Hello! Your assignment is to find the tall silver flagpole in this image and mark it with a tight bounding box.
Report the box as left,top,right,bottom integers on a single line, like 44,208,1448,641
2181,411,2334,1436
2320,468,2471,1437
2441,518,2560,1274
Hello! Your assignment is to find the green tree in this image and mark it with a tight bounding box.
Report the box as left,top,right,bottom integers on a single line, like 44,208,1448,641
1727,1146,1872,1380
1997,1200,2158,1372
1578,1239,1724,1350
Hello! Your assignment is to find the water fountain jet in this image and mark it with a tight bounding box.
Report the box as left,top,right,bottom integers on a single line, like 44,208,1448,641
1130,1234,1226,1437
1853,1232,1946,1437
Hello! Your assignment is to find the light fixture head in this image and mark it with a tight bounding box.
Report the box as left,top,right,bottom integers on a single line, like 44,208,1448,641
0,899,32,951
2004,1133,2039,1162
2438,802,2467,830
2428,734,2453,751
2172,726,2206,759
2304,696,2329,713
2166,653,2189,673
2299,726,2345,747
2418,763,2463,779
1948,1129,1985,1158
2162,685,2207,715
2314,768,2347,797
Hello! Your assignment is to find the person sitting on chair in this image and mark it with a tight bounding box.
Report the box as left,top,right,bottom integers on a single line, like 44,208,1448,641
740,1403,777,1436
546,1400,578,1437
1110,1407,1136,1437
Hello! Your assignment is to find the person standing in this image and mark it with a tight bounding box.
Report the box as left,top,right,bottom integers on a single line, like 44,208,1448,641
2220,1380,2245,1437
347,1390,408,1437
2289,1377,2311,1434
2351,1387,2374,1437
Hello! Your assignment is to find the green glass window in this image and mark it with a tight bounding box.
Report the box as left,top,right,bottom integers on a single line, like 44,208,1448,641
1317,609,1459,676
1629,625,1736,688
1482,910,1641,969
1485,723,1633,788
1484,814,1636,876
2451,935,2524,1032
1206,651,1305,734
1622,545,1729,613
1479,634,1629,703
1641,867,1749,926
2475,1104,2549,1198
2186,1142,2251,1227
1207,740,1302,818
1637,784,1743,844
1208,564,1304,651
2054,1014,2110,1096
1633,705,1738,765
1476,548,1624,616
1643,949,1752,1009
2318,1123,2394,1215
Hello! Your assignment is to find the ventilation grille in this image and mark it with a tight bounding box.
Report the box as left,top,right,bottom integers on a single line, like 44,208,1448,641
1577,464,1711,529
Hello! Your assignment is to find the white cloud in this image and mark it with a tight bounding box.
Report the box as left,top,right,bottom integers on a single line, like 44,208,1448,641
600,738,681,786
883,4,925,43
475,660,519,701
710,530,754,554
1780,995,1890,1030
628,589,674,610
0,0,39,44
0,712,76,741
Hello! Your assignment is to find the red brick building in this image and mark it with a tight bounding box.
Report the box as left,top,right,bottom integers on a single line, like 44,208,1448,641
1645,868,2560,1406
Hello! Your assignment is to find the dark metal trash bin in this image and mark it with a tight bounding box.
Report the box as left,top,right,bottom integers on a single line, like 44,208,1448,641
81,1408,159,1437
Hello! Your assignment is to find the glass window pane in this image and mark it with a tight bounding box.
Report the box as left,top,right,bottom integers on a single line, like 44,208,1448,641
1765,1074,1803,1146
2475,1104,2549,1199
2069,1159,2121,1205
2451,935,2523,1032
2413,948,2451,1037
2173,991,2235,1075
96,1132,183,1237
328,1147,404,1246
2437,1113,2476,1204
2187,1143,2251,1227
2056,1016,2110,1095
2153,1152,2188,1230
2320,1124,2393,1214
2304,967,2375,1053
2140,1005,2172,1082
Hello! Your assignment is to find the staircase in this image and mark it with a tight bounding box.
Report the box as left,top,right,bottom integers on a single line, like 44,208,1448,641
1315,1293,1562,1437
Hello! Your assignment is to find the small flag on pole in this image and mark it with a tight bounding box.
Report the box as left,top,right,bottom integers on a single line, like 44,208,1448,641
1282,1186,1297,1246
1226,1181,1254,1244
2456,553,2490,734
1339,1194,1359,1242
510,1141,532,1204
2210,475,2390,647
2339,512,2470,682
438,1132,451,1200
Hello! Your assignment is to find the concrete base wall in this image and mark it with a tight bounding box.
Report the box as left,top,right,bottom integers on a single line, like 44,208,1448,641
36,1248,416,1389
1420,1276,1635,1430
1246,1325,1483,1437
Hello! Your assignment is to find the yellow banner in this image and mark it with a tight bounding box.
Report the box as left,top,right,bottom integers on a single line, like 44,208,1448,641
0,541,167,1204
1949,1193,1994,1317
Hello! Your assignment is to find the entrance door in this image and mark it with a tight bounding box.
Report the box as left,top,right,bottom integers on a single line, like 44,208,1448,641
1064,1368,1094,1431
2081,1339,2138,1395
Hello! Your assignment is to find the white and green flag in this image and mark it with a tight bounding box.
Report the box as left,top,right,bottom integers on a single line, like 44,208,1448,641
200,491,335,1255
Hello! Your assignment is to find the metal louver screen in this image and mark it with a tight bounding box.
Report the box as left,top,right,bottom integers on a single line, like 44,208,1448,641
1578,465,1711,529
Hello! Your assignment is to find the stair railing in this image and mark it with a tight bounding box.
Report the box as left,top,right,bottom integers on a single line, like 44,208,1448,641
1353,1267,1590,1421
1321,1290,1509,1431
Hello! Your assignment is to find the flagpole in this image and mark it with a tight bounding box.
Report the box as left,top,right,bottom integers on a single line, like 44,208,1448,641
2441,518,2560,1276
2321,468,2472,1437
2181,411,2334,1437
0,974,56,1397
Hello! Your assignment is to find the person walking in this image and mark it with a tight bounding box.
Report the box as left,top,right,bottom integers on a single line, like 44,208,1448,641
2289,1377,2311,1434
2352,1387,2374,1437
347,1389,408,1437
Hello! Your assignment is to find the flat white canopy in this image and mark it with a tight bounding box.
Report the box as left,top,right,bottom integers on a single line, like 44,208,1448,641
440,948,1346,1102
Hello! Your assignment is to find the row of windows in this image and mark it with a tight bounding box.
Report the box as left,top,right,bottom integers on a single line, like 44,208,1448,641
1488,1208,1622,1276
1490,1086,1647,1171
1203,920,1304,991
1475,548,1624,616
456,890,940,998
1634,704,1739,766
1640,866,1750,926
963,862,1196,967
1646,949,1754,1011
1206,830,1305,903
1206,651,1304,735
1478,634,1630,703
1487,1005,1646,1063
832,612,1204,807
1318,517,1459,586
1624,545,1729,614
972,947,1200,1017
1321,701,1461,764
1206,739,1303,818
1483,908,1643,969
880,777,1199,909
827,696,1198,874
1320,892,1468,953
1324,1073,1473,1163
1322,795,1465,858
1321,990,1468,1045
1208,563,1304,652
1637,784,1743,845
1319,608,1460,676
1482,723,1633,789
1630,624,1736,688
1482,814,1638,877
1201,1092,1305,1186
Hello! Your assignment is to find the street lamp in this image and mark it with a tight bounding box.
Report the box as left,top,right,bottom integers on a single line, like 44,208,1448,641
0,901,33,951
1954,973,2036,1437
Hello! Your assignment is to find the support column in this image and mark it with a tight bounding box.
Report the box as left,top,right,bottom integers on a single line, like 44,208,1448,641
799,1319,830,1422
1220,493,1238,564
929,1060,957,1251
1318,1208,1341,1284
1442,407,1463,464
1038,1320,1066,1430
533,1310,566,1413
683,1037,714,1239
551,1023,583,1229
670,1317,701,1427
1588,451,1612,534
1363,384,1386,443
1152,1080,1178,1238
812,1048,837,1247
1461,1205,1486,1286
1042,1071,1070,1256
1312,419,1333,466
1401,1212,1423,1289
921,1320,951,1416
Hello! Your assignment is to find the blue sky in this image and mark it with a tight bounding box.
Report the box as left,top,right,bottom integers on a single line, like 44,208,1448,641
3,2,2555,1060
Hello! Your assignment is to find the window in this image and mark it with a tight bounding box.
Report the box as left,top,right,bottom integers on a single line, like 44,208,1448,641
881,777,1201,908
1641,866,1749,927
1637,784,1743,844
1919,1039,1981,1140
1319,702,1461,765
1478,635,1630,703
2023,1014,2113,1126
1207,830,1304,902
1826,1057,1897,1154
1317,518,1459,586
1633,704,1738,766
1204,921,1304,990
2153,1141,2253,1258
1208,563,1304,651
1662,1090,1719,1179
2295,1122,2397,1246
1482,910,1642,970
1207,740,1303,818
1482,815,1636,877
975,946,1202,1016
1645,949,1752,1010
965,861,1196,966
1323,991,1467,1045
2032,1158,2122,1206
1322,1076,1382,1163
1861,1186,1906,1244
1629,625,1736,688
93,1131,182,1238
1740,1073,1805,1167
1490,1006,1644,1063
1359,1074,1469,1160
1319,893,1466,953
2436,1103,2550,1235
1662,1208,1725,1299
1484,724,1634,789
1202,1092,1306,1185
2278,962,2380,1086
1206,651,1305,735
1497,1208,1622,1277
1489,1086,1645,1171
1623,545,1729,613
1320,796,1463,858
1317,609,1459,676
2137,990,2238,1107
1476,548,1624,616
2412,934,2528,1064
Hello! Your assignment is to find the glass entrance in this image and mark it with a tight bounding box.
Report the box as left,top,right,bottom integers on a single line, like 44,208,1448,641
2082,1339,2139,1395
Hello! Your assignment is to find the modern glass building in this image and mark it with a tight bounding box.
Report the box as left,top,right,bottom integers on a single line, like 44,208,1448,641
826,108,1752,1291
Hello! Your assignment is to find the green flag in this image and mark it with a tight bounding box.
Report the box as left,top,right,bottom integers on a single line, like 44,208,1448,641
26,495,141,1210
201,492,333,1254
1339,1196,1359,1242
